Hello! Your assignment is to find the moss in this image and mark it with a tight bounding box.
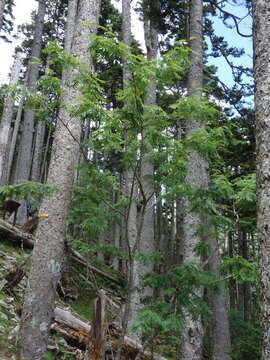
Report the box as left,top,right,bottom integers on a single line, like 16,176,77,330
71,294,95,322
44,351,55,360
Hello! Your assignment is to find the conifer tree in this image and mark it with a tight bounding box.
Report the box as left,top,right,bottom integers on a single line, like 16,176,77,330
19,0,101,358
253,1,270,359
178,0,205,357
15,0,46,223
121,0,141,343
0,52,22,185
139,0,158,298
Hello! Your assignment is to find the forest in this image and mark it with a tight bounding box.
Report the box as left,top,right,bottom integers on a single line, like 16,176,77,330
0,0,267,359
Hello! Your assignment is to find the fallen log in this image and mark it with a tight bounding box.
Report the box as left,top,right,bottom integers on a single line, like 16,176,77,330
70,249,123,285
0,219,122,285
0,219,34,248
0,219,163,359
52,307,167,360
53,307,90,347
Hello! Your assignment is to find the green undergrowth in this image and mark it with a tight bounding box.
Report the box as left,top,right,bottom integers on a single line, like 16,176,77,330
0,236,121,359
70,293,95,323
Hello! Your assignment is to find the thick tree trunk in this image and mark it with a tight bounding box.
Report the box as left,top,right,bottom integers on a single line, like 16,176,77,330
0,52,22,185
253,1,270,359
19,1,101,359
179,1,231,358
139,10,158,298
121,0,141,343
0,0,5,31
15,0,46,223
178,0,205,357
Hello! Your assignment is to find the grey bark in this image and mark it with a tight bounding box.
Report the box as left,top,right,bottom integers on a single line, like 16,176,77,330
253,1,270,359
19,1,101,359
64,0,78,53
7,98,24,183
30,60,47,183
0,0,5,31
30,120,46,182
40,122,52,182
176,121,185,265
178,0,205,357
206,230,231,360
121,0,141,342
0,52,23,185
238,229,251,321
15,0,46,223
179,1,231,358
139,11,158,298
114,3,141,357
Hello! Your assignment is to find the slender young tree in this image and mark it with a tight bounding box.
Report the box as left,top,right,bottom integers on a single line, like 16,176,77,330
7,98,23,183
19,0,101,358
0,52,22,185
30,120,46,182
15,0,46,222
253,1,270,359
7,71,30,184
31,0,78,184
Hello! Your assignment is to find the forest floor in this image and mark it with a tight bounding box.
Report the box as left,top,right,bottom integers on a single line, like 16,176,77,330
0,238,96,359
0,224,161,360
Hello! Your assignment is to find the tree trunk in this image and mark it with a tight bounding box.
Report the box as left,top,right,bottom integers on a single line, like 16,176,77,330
207,230,231,360
253,2,270,359
178,0,205,358
15,0,46,223
121,0,141,343
30,120,46,182
0,52,22,185
40,122,52,182
0,0,5,31
179,1,231,358
139,7,158,298
64,0,78,53
237,229,251,321
19,1,101,359
7,98,24,184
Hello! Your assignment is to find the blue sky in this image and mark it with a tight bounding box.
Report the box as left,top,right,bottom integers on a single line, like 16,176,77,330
207,1,253,89
0,0,253,97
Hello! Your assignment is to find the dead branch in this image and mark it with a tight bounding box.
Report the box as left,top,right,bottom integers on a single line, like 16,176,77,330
52,307,167,360
0,219,34,248
0,219,123,285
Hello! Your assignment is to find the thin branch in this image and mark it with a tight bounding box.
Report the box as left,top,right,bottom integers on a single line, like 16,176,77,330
205,0,252,38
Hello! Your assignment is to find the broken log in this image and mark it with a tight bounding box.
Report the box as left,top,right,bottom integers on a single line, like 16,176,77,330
0,200,20,225
70,249,123,285
0,222,163,357
0,219,34,248
52,307,167,360
0,219,123,285
53,307,90,347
